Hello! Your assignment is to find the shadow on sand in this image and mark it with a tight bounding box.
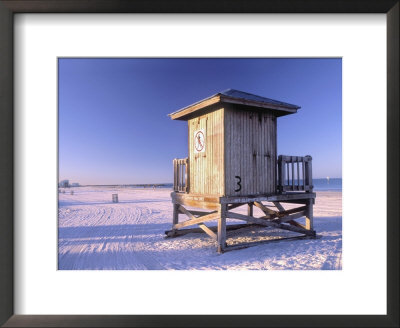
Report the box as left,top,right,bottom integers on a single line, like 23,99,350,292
59,223,170,239
59,199,170,207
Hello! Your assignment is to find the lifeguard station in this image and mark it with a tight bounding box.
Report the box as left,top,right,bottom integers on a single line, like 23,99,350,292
166,89,316,253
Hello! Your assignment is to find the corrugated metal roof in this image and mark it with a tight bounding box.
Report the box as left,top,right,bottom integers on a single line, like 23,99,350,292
169,89,300,120
219,89,300,110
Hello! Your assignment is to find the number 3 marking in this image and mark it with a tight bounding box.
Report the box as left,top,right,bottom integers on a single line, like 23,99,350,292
235,176,242,192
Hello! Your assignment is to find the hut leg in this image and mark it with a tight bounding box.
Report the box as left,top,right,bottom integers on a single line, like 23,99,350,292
171,203,179,235
246,202,253,225
217,204,227,253
247,202,253,217
305,199,314,231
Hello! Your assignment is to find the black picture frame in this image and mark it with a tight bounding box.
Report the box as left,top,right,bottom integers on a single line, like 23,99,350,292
0,1,398,327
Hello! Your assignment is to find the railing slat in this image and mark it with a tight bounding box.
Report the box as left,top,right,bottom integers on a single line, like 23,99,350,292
286,162,289,186
178,164,180,191
277,155,284,193
297,160,300,188
291,159,294,189
173,159,177,191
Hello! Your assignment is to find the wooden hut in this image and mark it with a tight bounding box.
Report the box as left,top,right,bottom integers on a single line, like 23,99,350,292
166,89,316,253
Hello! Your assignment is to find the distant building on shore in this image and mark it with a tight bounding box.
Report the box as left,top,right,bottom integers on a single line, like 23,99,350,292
59,180,69,188
58,180,80,188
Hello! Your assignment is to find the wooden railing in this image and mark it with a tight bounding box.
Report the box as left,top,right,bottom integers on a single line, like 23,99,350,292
173,158,189,192
277,155,313,192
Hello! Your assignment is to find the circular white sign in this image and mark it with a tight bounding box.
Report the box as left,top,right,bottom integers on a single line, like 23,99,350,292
194,130,205,152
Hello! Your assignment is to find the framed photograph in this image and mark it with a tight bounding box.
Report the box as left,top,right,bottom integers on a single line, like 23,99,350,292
0,0,398,327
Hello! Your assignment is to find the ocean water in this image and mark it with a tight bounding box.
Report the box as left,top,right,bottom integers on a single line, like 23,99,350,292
129,178,342,192
87,179,342,192
312,178,342,191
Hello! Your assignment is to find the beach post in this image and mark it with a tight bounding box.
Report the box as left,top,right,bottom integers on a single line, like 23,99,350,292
166,89,316,253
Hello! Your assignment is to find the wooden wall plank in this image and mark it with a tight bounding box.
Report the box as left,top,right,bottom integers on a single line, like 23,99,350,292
262,114,265,192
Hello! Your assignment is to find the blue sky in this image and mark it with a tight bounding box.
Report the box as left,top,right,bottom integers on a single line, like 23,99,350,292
59,58,341,184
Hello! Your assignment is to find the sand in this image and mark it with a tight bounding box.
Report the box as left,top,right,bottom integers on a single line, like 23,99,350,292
58,187,342,270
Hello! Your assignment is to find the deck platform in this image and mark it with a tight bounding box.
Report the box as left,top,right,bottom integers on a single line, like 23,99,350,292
166,191,316,253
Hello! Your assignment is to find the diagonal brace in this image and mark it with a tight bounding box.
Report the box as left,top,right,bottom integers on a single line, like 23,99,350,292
174,205,219,229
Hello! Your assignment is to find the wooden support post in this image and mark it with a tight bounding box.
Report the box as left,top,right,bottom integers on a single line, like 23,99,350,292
173,203,179,225
217,203,227,253
305,198,314,230
170,203,180,236
247,202,253,218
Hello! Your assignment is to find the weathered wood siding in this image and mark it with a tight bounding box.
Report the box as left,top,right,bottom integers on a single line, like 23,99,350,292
224,107,277,197
188,108,224,195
